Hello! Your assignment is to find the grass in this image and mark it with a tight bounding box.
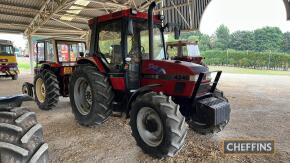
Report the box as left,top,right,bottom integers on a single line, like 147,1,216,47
209,66,290,76
17,57,33,73
15,57,290,76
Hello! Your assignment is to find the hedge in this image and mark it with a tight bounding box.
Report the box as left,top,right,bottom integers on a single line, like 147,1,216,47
201,50,290,71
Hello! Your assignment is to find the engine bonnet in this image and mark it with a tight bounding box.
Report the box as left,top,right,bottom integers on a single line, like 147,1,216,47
142,60,208,75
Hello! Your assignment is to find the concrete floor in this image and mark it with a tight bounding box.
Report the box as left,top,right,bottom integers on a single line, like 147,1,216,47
0,73,289,163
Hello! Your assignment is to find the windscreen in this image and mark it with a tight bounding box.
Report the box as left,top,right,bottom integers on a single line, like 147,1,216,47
0,44,13,56
127,20,165,60
57,42,86,62
187,44,200,57
167,44,201,57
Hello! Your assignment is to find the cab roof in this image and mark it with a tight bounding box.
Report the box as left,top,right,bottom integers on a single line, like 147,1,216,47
36,38,85,43
0,39,13,45
88,9,161,26
167,40,198,47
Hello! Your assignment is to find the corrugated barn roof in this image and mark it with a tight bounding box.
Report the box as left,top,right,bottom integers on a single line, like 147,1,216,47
0,0,289,39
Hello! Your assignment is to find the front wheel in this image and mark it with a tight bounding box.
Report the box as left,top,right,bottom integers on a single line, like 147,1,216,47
33,70,60,110
130,92,188,158
22,82,34,97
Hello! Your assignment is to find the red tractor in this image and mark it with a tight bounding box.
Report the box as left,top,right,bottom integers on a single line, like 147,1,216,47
166,40,206,66
22,38,86,110
69,2,230,158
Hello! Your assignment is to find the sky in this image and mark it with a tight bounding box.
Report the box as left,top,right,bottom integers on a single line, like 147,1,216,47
1,0,290,47
0,33,27,49
199,0,290,35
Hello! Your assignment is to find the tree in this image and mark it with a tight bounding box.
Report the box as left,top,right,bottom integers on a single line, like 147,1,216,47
215,25,230,50
282,32,290,53
186,31,212,51
198,34,212,51
254,27,283,52
229,31,255,51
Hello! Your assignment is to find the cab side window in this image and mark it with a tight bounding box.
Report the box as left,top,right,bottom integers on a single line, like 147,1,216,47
46,41,55,62
37,42,45,62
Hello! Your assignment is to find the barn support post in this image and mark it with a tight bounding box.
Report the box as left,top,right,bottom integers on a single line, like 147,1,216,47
28,35,34,74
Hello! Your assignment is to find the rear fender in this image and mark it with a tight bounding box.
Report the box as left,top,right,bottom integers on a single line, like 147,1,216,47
35,63,60,74
126,84,161,118
77,57,107,73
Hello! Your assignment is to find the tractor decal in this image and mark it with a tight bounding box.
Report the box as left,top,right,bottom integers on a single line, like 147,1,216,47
146,63,166,74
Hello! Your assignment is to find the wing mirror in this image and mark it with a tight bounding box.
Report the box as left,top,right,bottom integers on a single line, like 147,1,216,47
125,57,132,62
163,23,181,40
174,26,181,40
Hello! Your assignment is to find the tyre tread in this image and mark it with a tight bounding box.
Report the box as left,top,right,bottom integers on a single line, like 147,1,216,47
130,92,188,158
34,69,60,110
0,107,49,163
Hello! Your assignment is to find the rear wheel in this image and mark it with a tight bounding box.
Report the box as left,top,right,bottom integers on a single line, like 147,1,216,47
130,92,188,158
34,70,60,110
69,65,114,126
0,107,49,163
22,82,34,97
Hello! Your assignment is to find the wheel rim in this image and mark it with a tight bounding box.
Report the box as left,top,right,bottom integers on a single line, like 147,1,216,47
74,77,92,115
137,107,164,147
36,78,46,103
22,85,28,95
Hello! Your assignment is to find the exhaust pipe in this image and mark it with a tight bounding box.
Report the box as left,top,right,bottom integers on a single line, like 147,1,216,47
148,2,156,60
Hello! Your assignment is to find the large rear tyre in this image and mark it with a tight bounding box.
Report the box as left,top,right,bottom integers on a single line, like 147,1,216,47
34,70,60,110
69,65,114,126
130,92,188,158
0,107,49,163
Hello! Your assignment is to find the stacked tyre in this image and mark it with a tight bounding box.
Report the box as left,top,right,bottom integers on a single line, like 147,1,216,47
0,107,49,163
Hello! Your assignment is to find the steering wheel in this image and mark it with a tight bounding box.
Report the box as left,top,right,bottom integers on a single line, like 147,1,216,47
128,45,145,57
141,46,145,54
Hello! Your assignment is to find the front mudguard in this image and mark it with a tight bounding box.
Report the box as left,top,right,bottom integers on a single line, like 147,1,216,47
126,84,161,117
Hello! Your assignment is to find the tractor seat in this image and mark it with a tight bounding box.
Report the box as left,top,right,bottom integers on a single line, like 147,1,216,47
0,94,33,109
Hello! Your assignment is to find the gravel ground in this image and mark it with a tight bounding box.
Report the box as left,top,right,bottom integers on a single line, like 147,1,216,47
0,73,289,163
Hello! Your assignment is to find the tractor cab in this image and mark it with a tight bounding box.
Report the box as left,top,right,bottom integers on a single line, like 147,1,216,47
0,40,18,80
88,8,173,90
166,40,205,65
36,38,86,67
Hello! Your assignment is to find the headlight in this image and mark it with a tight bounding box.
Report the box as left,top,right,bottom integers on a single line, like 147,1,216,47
9,67,17,71
189,75,199,81
190,73,212,82
206,72,212,81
